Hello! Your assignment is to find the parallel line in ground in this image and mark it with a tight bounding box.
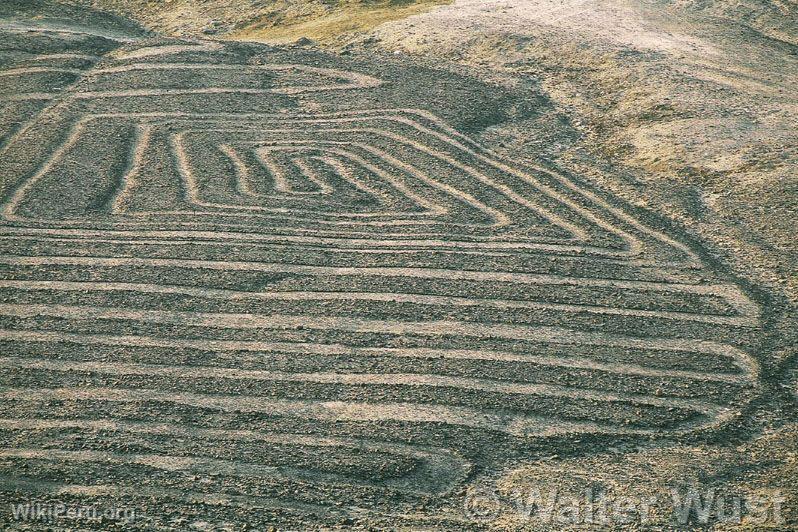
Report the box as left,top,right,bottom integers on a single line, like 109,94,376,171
0,386,729,436
0,446,456,495
0,255,756,308
0,356,729,411
0,329,750,383
0,280,753,325
0,303,760,376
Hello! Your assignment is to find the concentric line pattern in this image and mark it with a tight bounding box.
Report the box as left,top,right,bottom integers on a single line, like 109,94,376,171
0,28,764,526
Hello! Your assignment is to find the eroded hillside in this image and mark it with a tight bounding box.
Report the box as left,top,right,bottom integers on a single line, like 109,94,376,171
66,0,452,42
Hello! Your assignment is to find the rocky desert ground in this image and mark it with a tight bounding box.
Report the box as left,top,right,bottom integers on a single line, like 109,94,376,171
1,0,796,529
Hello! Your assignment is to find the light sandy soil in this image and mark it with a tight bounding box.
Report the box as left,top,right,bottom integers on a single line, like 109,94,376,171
66,0,453,42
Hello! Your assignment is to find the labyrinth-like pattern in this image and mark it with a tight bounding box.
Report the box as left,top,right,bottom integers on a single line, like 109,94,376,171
0,24,764,527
